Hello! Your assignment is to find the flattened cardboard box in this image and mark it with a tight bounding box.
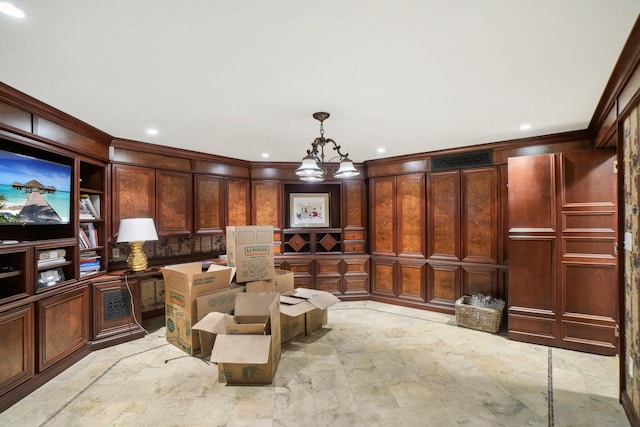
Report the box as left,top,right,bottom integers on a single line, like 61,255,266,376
162,262,235,355
209,292,282,384
226,225,275,283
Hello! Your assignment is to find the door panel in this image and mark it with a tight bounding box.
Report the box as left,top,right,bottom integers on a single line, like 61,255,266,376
428,171,460,261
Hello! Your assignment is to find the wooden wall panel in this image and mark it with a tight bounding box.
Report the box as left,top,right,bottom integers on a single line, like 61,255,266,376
508,238,555,312
111,165,156,236
462,265,498,298
226,178,249,226
369,177,396,256
507,155,555,232
398,260,425,301
371,259,395,296
462,168,498,263
0,100,31,132
428,171,460,261
428,263,459,304
156,170,193,237
560,150,617,207
252,180,282,229
343,180,366,229
397,174,425,258
194,174,224,234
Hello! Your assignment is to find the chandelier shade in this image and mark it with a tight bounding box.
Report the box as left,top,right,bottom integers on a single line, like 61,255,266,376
295,112,360,182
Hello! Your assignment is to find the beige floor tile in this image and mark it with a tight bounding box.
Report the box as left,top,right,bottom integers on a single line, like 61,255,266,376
0,300,631,426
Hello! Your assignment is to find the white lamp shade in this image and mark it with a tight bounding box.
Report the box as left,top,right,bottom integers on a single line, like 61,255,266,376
295,157,324,177
333,159,360,178
116,218,159,242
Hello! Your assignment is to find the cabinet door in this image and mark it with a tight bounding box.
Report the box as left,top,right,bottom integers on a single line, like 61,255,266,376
194,174,225,234
428,170,460,261
226,178,250,226
369,177,396,256
37,285,90,372
315,258,343,293
112,165,156,236
156,170,193,237
397,173,426,258
0,304,34,396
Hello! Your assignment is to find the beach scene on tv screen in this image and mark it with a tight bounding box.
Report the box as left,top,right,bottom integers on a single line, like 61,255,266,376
0,150,71,224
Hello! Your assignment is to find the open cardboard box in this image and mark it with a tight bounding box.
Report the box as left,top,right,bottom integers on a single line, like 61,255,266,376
162,262,236,355
246,269,340,340
197,292,282,384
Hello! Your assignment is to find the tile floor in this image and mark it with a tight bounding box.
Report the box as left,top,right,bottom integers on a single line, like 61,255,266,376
0,301,631,427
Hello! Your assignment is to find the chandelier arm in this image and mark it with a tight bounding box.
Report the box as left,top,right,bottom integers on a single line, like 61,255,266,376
325,138,349,160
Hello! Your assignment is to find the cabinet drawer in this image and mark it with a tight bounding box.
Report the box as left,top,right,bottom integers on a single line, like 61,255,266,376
344,231,365,241
344,242,365,253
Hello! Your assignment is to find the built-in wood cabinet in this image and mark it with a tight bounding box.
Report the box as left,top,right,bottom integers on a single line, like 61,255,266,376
507,150,618,355
276,255,370,298
90,275,145,349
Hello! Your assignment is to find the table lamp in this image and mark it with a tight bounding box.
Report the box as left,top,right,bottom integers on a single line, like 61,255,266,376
116,218,159,273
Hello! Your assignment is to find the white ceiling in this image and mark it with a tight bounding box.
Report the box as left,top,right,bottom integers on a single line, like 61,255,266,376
1,1,639,164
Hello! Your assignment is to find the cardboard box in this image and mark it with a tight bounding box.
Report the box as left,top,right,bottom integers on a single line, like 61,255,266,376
245,269,294,293
247,270,339,338
226,225,275,283
192,312,234,358
280,312,306,344
196,284,245,321
162,262,236,355
209,292,282,384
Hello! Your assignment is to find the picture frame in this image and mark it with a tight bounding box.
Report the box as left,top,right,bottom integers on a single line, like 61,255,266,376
290,193,330,228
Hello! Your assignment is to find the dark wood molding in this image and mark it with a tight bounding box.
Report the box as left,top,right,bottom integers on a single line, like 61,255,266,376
589,15,640,138
0,82,112,146
621,391,639,427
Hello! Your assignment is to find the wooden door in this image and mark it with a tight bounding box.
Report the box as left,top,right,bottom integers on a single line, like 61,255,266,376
156,170,193,237
507,150,618,355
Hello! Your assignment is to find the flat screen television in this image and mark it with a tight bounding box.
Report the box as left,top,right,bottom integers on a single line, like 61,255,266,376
0,148,72,225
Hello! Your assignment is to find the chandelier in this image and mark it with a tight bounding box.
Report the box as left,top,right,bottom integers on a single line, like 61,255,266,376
295,112,360,182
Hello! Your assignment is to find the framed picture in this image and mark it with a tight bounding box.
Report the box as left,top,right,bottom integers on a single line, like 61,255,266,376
290,193,330,228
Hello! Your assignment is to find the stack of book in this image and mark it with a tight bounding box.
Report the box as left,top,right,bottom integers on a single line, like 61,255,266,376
79,250,101,277
79,194,100,219
37,248,67,269
79,223,98,248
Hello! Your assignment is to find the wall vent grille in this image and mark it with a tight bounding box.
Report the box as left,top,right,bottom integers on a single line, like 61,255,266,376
431,150,493,171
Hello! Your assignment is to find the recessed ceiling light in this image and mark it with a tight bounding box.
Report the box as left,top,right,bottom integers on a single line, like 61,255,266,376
146,128,158,136
377,147,386,154
0,2,25,18
519,123,532,131
261,153,269,158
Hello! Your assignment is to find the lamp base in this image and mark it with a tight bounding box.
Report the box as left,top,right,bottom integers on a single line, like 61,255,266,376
126,241,148,273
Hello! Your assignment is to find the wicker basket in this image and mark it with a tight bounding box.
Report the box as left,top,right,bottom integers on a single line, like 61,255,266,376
455,296,505,334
